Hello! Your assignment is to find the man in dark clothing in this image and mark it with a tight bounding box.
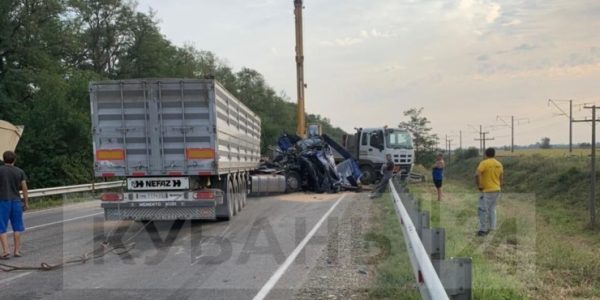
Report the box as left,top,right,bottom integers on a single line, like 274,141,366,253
0,151,29,258
370,154,395,198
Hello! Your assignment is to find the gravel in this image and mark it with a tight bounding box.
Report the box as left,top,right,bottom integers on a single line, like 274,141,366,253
294,193,374,300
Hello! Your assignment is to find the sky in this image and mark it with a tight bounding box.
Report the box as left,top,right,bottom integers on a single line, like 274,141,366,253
136,0,600,149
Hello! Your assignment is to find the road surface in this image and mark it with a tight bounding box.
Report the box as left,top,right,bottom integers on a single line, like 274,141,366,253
0,192,361,300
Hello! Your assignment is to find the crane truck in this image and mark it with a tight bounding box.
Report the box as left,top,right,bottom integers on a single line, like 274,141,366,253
90,78,262,221
328,127,414,184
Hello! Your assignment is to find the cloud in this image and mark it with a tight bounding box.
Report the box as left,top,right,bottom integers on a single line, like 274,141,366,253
455,0,502,24
513,43,537,52
270,47,279,56
501,19,522,27
477,54,490,61
321,28,396,48
361,29,395,38
320,37,363,47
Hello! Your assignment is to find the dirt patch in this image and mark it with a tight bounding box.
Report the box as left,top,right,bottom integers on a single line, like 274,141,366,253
294,193,373,299
275,192,348,203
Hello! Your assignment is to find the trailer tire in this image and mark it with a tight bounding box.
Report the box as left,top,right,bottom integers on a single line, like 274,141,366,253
360,165,376,185
233,175,242,213
240,173,247,208
217,176,235,221
285,171,301,193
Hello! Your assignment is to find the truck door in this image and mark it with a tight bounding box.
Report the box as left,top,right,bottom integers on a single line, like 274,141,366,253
364,130,385,165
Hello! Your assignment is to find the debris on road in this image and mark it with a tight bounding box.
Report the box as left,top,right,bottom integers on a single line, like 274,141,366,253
258,133,363,194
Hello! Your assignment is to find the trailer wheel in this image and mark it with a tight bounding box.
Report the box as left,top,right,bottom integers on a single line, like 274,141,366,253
240,173,247,208
285,171,301,193
360,165,375,185
217,176,235,221
232,177,240,214
234,176,242,213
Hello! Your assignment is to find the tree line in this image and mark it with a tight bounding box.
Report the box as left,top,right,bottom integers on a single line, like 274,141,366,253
0,0,345,188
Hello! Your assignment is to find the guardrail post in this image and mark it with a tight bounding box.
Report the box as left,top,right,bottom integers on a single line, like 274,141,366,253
438,258,472,300
422,227,445,263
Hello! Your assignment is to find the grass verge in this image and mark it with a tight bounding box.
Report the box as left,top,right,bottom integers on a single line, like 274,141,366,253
366,193,420,299
27,189,111,210
411,179,600,299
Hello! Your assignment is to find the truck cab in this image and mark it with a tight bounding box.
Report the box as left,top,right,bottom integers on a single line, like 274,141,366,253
342,127,414,184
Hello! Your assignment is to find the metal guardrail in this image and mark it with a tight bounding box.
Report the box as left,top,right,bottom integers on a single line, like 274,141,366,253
26,181,124,198
389,177,472,300
389,179,449,300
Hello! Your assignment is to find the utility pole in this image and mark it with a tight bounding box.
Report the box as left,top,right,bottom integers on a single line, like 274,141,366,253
497,115,529,153
572,105,600,228
448,139,452,162
548,99,573,152
593,107,596,228
479,125,483,154
474,128,494,157
570,100,573,152
294,0,306,137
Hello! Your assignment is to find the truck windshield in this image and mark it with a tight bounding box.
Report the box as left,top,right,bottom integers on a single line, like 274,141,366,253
386,131,413,149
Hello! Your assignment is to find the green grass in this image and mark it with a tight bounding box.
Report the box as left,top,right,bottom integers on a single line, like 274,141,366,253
409,154,600,299
367,193,421,299
411,182,534,299
27,190,107,210
495,148,593,158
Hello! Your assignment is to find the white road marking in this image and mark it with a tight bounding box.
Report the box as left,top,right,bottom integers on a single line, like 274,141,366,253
0,212,103,287
252,194,347,300
0,272,33,286
25,212,103,231
25,201,99,216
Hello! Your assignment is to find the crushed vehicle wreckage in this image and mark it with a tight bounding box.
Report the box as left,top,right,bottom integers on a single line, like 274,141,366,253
254,133,363,194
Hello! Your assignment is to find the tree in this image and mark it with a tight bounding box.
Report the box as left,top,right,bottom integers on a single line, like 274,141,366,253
398,108,439,164
540,137,551,149
0,0,347,188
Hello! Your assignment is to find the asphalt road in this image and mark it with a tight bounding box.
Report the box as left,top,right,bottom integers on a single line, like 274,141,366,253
0,192,357,300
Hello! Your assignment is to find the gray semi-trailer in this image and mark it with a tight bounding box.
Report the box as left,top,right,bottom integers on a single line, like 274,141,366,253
90,79,261,221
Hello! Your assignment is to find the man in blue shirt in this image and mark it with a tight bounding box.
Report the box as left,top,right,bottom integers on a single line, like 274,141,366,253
0,151,29,258
432,153,445,201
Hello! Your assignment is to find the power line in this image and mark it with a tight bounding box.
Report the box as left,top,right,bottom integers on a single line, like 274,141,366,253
473,125,494,155
548,99,596,152
496,115,529,152
572,105,600,228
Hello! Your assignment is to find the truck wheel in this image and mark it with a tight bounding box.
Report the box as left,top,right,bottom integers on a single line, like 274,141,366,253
234,176,243,213
285,171,301,193
360,165,375,185
217,177,235,221
241,174,247,208
232,177,240,214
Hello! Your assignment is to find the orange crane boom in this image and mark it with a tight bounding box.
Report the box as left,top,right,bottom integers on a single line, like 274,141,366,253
294,0,306,137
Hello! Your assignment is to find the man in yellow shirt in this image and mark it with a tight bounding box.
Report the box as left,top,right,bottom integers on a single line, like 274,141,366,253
475,148,503,236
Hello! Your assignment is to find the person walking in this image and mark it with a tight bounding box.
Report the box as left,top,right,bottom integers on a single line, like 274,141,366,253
432,153,445,201
370,154,395,198
475,148,503,236
0,151,29,258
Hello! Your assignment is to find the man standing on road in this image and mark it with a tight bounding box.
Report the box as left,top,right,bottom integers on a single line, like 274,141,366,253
0,151,29,258
475,148,503,236
370,154,395,198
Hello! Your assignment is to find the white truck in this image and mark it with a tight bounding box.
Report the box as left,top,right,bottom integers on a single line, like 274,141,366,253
90,78,261,221
337,127,414,184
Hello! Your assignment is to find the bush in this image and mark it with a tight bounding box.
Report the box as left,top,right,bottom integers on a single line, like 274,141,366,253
454,147,480,161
